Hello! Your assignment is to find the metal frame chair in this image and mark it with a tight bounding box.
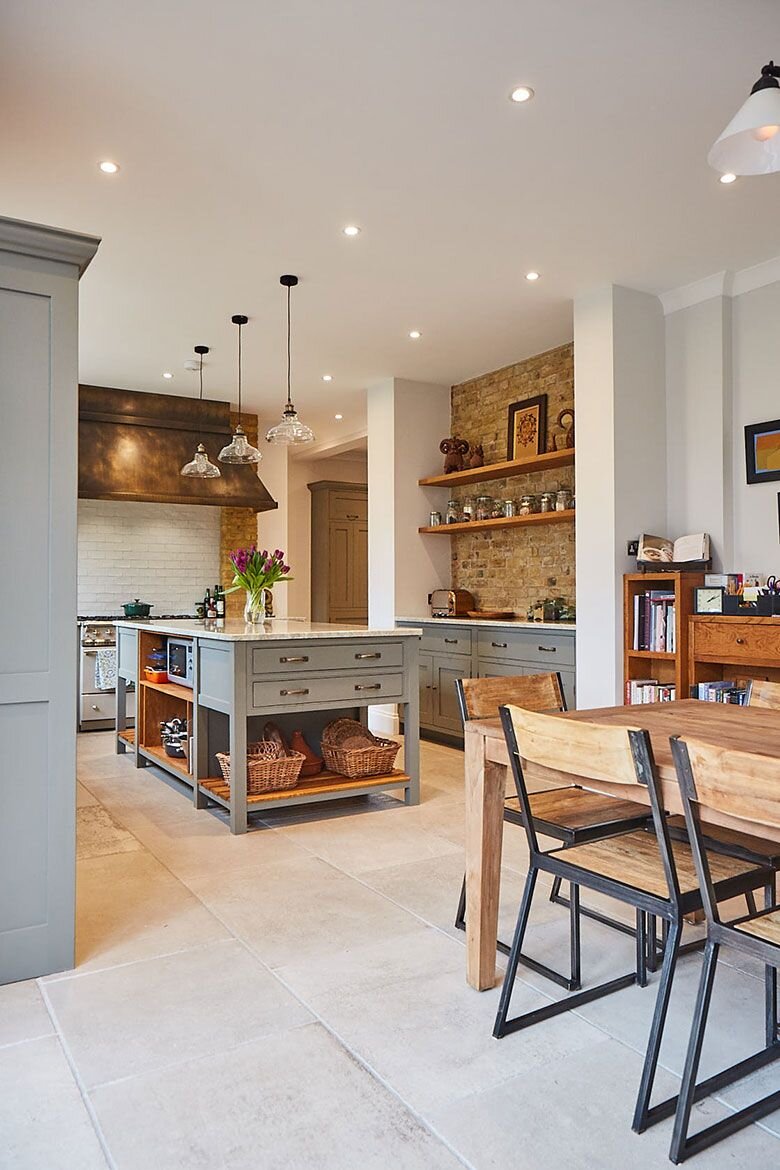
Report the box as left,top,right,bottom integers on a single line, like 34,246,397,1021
494,705,773,1136
666,735,780,1164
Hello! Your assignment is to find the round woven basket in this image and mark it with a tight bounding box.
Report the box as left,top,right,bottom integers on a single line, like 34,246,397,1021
216,741,304,794
321,718,401,779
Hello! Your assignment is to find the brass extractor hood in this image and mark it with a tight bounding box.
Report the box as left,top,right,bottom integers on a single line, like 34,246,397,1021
78,385,278,512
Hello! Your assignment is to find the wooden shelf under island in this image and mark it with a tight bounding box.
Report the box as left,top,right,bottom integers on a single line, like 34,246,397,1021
199,768,411,810
418,447,574,489
419,509,575,535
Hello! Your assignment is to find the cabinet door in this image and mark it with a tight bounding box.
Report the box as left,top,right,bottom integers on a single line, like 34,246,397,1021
328,520,352,616
431,654,469,733
419,652,434,725
478,661,529,680
559,668,576,711
350,520,368,618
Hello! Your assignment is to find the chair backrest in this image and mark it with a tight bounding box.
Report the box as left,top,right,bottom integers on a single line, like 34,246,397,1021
747,678,780,711
457,672,565,724
672,735,780,834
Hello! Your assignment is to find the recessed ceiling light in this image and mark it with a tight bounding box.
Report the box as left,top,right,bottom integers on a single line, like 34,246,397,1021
510,86,534,104
98,160,120,174
408,330,421,339
343,224,361,237
163,371,173,379
335,413,343,420
322,374,333,382
719,172,737,184
525,271,540,281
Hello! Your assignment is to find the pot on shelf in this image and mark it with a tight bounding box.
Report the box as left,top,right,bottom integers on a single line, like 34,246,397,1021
122,599,153,618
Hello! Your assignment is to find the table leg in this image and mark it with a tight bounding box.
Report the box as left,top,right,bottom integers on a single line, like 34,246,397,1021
464,726,506,991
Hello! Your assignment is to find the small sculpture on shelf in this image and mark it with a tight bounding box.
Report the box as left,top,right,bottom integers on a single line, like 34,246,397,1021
548,408,575,452
468,443,485,469
439,436,470,474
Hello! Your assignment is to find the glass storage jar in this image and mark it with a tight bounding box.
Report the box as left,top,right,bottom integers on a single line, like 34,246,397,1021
539,491,556,513
446,499,459,524
518,494,538,515
491,499,505,518
429,510,442,526
555,488,572,512
503,498,516,517
475,495,494,521
461,496,474,521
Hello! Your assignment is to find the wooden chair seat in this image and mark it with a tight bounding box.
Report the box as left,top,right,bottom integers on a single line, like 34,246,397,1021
667,814,780,866
505,786,651,841
734,909,780,946
557,830,765,898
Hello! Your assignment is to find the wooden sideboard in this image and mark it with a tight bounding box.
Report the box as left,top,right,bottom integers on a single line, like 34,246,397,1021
689,615,780,692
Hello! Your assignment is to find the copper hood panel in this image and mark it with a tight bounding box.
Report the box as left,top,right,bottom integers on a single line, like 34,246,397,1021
78,385,277,512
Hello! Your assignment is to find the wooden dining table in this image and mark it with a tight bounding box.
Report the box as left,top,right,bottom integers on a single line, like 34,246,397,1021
463,699,780,991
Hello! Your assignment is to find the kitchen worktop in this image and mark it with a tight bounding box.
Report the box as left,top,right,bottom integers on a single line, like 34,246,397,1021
115,618,423,641
395,616,576,632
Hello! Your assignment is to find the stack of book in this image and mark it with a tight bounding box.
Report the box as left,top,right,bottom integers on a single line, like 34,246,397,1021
692,681,748,705
625,680,677,704
632,590,676,653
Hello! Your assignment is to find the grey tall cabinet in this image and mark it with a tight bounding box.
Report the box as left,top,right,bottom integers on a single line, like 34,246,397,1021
309,480,368,623
0,217,100,983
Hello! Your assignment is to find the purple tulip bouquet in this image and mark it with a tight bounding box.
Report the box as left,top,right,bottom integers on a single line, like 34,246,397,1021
228,547,292,622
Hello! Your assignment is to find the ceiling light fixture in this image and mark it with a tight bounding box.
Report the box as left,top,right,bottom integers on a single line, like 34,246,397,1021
322,374,333,382
343,224,361,237
408,330,421,339
181,346,221,479
709,60,780,175
335,414,343,420
163,371,174,379
510,86,534,103
219,315,263,464
525,271,540,281
98,160,120,174
719,172,737,184
266,276,315,445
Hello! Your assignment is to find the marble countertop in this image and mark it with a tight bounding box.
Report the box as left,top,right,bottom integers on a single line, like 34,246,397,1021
115,618,423,642
396,616,576,633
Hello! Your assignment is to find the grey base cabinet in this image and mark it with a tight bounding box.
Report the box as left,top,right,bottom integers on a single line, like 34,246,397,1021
400,621,576,742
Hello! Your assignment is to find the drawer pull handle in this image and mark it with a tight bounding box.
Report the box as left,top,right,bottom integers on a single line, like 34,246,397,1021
355,683,382,691
280,688,309,696
91,704,100,711
444,638,459,644
355,652,381,659
538,645,557,653
346,513,359,520
735,638,745,645
492,641,507,649
279,655,309,663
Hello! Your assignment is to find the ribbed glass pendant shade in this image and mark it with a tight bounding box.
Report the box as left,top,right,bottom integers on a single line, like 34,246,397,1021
266,274,315,446
218,424,262,464
181,442,222,477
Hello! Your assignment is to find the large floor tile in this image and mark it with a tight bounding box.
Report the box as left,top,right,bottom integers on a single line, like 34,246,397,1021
428,1032,780,1170
72,849,230,973
136,815,310,884
45,940,312,1089
0,1036,108,1169
76,804,142,860
0,979,54,1048
91,1022,464,1170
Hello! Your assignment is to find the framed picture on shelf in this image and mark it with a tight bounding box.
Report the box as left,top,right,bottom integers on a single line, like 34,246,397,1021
507,394,547,460
693,586,724,615
745,417,780,484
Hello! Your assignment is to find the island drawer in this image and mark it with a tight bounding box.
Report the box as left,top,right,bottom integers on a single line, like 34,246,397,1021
251,672,405,709
251,641,404,676
476,629,575,667
420,627,472,656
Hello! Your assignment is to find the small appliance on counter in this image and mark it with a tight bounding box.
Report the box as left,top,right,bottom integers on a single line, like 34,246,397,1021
428,589,475,618
167,638,194,687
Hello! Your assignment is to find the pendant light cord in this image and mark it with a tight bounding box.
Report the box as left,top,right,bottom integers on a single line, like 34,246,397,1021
199,351,204,401
286,283,292,407
237,319,243,427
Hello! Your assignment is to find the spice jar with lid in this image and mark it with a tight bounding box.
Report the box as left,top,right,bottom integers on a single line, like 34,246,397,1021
491,499,505,519
429,510,442,527
461,497,474,522
503,498,516,518
446,499,459,524
518,494,538,515
539,491,556,513
475,495,494,521
555,488,572,512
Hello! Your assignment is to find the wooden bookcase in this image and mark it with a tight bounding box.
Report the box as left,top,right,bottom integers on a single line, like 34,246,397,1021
623,571,704,703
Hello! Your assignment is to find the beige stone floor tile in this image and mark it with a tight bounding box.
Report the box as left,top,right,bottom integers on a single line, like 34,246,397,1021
427,1032,780,1169
91,1022,465,1170
0,1036,108,1169
76,805,142,860
0,979,54,1048
77,783,99,807
132,815,311,884
45,939,312,1090
71,849,231,973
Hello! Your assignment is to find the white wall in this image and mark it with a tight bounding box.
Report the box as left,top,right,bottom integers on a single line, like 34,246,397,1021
77,500,221,616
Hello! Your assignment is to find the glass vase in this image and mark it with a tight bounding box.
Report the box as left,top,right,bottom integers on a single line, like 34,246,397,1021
244,587,274,624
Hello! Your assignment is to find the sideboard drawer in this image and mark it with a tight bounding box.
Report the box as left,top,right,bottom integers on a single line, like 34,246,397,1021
329,493,368,522
691,620,780,666
476,629,575,668
251,672,405,709
251,641,403,676
420,627,472,656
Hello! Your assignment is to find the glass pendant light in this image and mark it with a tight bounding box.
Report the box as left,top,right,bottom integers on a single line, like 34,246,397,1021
709,61,780,176
266,275,315,445
219,314,262,464
181,345,221,478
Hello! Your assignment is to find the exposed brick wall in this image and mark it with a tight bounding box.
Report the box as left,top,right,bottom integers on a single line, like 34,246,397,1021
219,412,261,621
449,342,575,615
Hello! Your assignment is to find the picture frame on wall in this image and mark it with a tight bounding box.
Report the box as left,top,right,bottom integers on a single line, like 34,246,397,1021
507,394,547,460
745,417,780,484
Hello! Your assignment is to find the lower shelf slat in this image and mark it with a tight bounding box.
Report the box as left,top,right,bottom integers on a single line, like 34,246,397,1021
199,768,410,807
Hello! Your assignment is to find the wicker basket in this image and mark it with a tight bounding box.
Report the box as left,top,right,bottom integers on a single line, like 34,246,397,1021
216,741,305,795
321,718,401,779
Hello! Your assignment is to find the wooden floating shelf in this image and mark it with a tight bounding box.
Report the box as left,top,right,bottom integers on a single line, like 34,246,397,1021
418,509,575,535
418,448,575,489
139,679,193,702
141,744,192,779
199,768,410,808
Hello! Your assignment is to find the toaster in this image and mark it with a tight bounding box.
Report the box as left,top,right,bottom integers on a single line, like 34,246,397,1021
428,589,475,618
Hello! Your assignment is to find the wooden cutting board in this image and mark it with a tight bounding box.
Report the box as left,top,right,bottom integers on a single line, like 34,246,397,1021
466,610,516,620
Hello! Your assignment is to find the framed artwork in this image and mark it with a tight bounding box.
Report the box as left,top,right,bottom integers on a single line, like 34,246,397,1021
506,394,547,460
745,418,780,484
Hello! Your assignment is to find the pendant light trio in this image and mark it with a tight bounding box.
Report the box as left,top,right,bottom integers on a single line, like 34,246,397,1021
180,274,314,478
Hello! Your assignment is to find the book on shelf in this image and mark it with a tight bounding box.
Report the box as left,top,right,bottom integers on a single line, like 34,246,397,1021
692,681,748,705
632,590,676,653
625,679,677,705
637,532,710,567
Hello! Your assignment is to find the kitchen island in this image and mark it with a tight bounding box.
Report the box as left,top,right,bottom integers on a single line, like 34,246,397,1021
115,619,421,833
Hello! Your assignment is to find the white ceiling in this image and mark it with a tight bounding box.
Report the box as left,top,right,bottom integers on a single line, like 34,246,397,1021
2,0,779,444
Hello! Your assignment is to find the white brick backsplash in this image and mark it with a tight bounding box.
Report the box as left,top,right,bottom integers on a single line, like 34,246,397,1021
78,500,221,616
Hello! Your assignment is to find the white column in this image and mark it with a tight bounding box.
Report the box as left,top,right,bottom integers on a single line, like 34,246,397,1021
256,443,291,618
574,285,666,707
